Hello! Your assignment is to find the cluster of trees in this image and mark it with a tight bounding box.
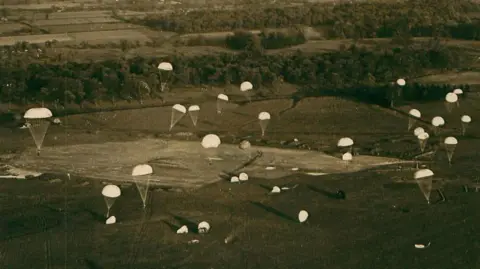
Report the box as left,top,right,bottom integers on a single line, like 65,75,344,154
225,29,306,51
131,0,479,39
0,42,466,107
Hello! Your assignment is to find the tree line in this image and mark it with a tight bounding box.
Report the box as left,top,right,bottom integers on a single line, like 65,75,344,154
129,0,480,40
0,42,468,108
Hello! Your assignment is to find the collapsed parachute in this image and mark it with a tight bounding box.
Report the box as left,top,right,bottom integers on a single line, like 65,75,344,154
24,108,53,156
157,62,173,92
414,169,434,204
102,184,121,218
170,104,187,131
132,164,153,208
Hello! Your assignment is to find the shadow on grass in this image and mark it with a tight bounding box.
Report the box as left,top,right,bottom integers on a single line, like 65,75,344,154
258,184,272,191
171,214,198,233
84,259,103,269
249,201,296,222
307,185,339,199
162,220,180,233
83,208,106,223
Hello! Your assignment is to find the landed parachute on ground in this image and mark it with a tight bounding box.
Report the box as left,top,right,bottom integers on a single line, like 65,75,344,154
132,164,153,208
170,104,187,131
414,169,434,204
258,112,271,137
461,115,471,136
445,92,458,113
431,116,445,135
157,62,173,92
216,94,229,114
188,105,200,127
240,81,253,102
444,137,458,166
102,184,121,218
408,109,421,130
24,107,53,156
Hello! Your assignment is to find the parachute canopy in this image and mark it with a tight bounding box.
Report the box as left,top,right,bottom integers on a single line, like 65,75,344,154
337,137,354,147
172,104,187,114
198,221,210,233
230,176,239,183
444,136,458,145
414,127,425,137
396,78,406,86
432,116,445,127
417,132,429,140
102,185,121,198
24,108,53,119
409,109,421,118
157,62,173,71
132,164,153,176
271,186,281,193
298,210,309,223
217,94,229,101
239,172,249,181
342,152,353,161
240,81,253,92
258,112,271,120
461,115,471,123
453,88,463,95
445,93,458,103
414,169,434,179
239,140,251,149
201,134,221,148
188,105,200,112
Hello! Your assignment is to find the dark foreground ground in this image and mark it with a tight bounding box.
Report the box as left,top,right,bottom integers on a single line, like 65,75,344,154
0,163,480,269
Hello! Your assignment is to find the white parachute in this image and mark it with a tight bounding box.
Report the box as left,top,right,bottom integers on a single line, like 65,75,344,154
445,92,458,113
240,81,253,102
170,104,187,131
132,164,153,208
239,140,251,150
414,169,434,204
337,137,354,153
102,184,121,218
408,109,421,130
271,186,281,193
444,137,458,166
230,176,240,183
258,112,271,137
298,210,309,223
216,94,229,114
453,89,463,107
413,127,425,137
157,61,173,92
198,221,211,234
239,172,249,181
431,116,445,135
24,108,53,156
342,152,353,169
201,134,222,163
188,105,200,127
461,115,471,136
417,132,429,153
396,78,406,86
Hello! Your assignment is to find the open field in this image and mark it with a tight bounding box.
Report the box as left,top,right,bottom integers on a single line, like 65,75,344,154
1,90,480,268
33,17,121,27
0,23,29,34
0,33,73,46
43,22,142,34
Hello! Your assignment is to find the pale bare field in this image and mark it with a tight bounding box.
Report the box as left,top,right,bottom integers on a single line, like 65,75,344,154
11,138,405,188
415,71,480,85
44,22,141,34
0,33,73,46
3,2,80,9
69,29,152,44
34,17,121,26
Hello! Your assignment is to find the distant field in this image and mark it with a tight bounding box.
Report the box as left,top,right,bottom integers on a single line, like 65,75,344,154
34,17,121,27
44,22,142,34
0,23,29,34
69,29,151,44
415,71,480,85
0,33,72,46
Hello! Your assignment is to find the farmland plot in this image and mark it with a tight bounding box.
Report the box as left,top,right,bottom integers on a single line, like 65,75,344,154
70,29,151,44
44,22,142,34
0,33,72,46
34,17,121,27
0,23,29,34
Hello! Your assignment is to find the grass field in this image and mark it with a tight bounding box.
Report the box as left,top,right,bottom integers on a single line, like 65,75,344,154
33,17,121,27
1,85,480,268
0,23,29,34
44,22,142,34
